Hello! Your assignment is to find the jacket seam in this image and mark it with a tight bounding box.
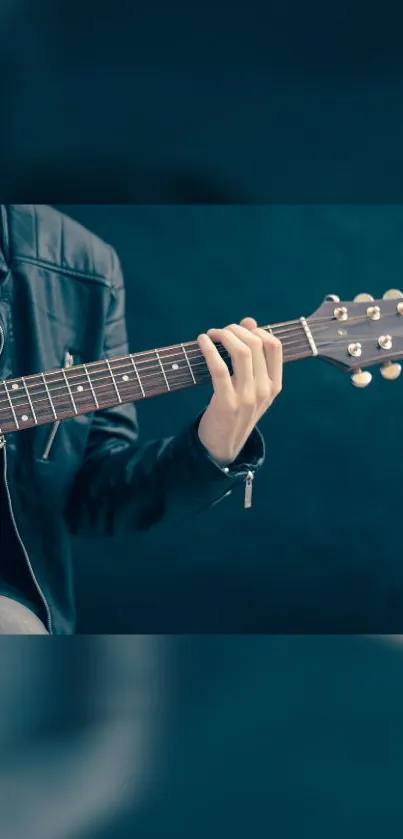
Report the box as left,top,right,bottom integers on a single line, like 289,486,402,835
0,205,10,262
33,205,39,260
12,255,114,288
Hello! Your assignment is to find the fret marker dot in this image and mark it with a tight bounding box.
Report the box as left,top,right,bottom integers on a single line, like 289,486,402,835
172,363,179,370
122,375,129,382
12,383,19,390
76,385,84,392
21,415,28,422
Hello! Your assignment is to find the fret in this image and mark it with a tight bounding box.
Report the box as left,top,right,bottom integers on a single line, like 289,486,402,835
3,381,20,429
155,351,170,392
82,363,99,409
105,358,122,404
22,377,38,424
181,344,196,384
41,373,58,420
130,355,145,397
61,368,78,415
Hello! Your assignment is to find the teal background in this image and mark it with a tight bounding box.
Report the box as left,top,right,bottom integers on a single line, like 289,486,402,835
3,635,403,839
4,1,403,202
55,205,403,633
2,5,403,837
2,5,403,836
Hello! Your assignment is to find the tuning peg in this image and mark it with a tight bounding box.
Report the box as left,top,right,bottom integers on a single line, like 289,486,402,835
354,293,374,302
380,362,402,380
383,289,403,299
325,294,340,302
351,369,372,388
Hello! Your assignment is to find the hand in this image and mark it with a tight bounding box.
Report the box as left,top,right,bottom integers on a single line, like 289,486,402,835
197,317,283,466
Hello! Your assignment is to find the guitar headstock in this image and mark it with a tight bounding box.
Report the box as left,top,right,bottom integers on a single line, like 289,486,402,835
307,290,403,387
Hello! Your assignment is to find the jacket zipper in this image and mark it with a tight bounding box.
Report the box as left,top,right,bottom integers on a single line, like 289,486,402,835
221,465,255,508
244,470,254,509
41,350,74,460
2,446,52,632
0,324,52,633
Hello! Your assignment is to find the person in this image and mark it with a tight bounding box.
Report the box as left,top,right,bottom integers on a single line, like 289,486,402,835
0,205,283,634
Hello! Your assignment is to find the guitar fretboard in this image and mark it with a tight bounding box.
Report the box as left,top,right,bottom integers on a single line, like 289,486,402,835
0,321,312,435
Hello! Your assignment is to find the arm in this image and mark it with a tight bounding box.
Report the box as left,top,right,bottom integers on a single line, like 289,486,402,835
65,251,266,538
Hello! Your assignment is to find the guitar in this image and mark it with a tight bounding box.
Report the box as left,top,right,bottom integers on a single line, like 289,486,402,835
0,289,402,446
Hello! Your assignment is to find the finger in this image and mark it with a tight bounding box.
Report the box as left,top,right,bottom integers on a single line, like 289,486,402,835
207,327,253,394
253,327,283,395
239,317,258,330
197,333,233,398
225,323,270,402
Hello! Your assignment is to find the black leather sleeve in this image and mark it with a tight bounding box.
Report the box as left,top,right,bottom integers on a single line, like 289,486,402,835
65,250,265,538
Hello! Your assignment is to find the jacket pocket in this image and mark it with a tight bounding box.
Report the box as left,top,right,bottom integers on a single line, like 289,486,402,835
41,350,74,460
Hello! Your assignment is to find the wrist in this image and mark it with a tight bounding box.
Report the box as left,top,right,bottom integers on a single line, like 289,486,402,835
196,432,236,468
207,452,234,468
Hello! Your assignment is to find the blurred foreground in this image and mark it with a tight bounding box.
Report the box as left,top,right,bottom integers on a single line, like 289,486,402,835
0,635,403,839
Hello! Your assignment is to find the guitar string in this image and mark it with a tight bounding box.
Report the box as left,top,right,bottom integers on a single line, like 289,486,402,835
0,331,392,419
0,320,310,393
0,310,383,394
0,310,385,398
0,308,392,403
0,359,304,428
0,349,307,420
0,319,340,414
0,323,312,408
0,317,396,418
0,351,396,429
0,334,396,427
0,338,394,432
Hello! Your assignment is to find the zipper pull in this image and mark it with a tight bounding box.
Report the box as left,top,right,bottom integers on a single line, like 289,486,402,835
244,470,254,509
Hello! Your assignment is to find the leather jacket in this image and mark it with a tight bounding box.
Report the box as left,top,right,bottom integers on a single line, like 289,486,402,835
0,205,265,634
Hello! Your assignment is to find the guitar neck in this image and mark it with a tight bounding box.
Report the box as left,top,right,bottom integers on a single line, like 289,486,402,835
0,319,314,435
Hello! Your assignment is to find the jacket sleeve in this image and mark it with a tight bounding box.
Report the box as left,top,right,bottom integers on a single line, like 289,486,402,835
64,249,265,538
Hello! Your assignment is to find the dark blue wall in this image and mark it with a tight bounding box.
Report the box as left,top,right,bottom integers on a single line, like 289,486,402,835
51,205,403,633
4,1,403,201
